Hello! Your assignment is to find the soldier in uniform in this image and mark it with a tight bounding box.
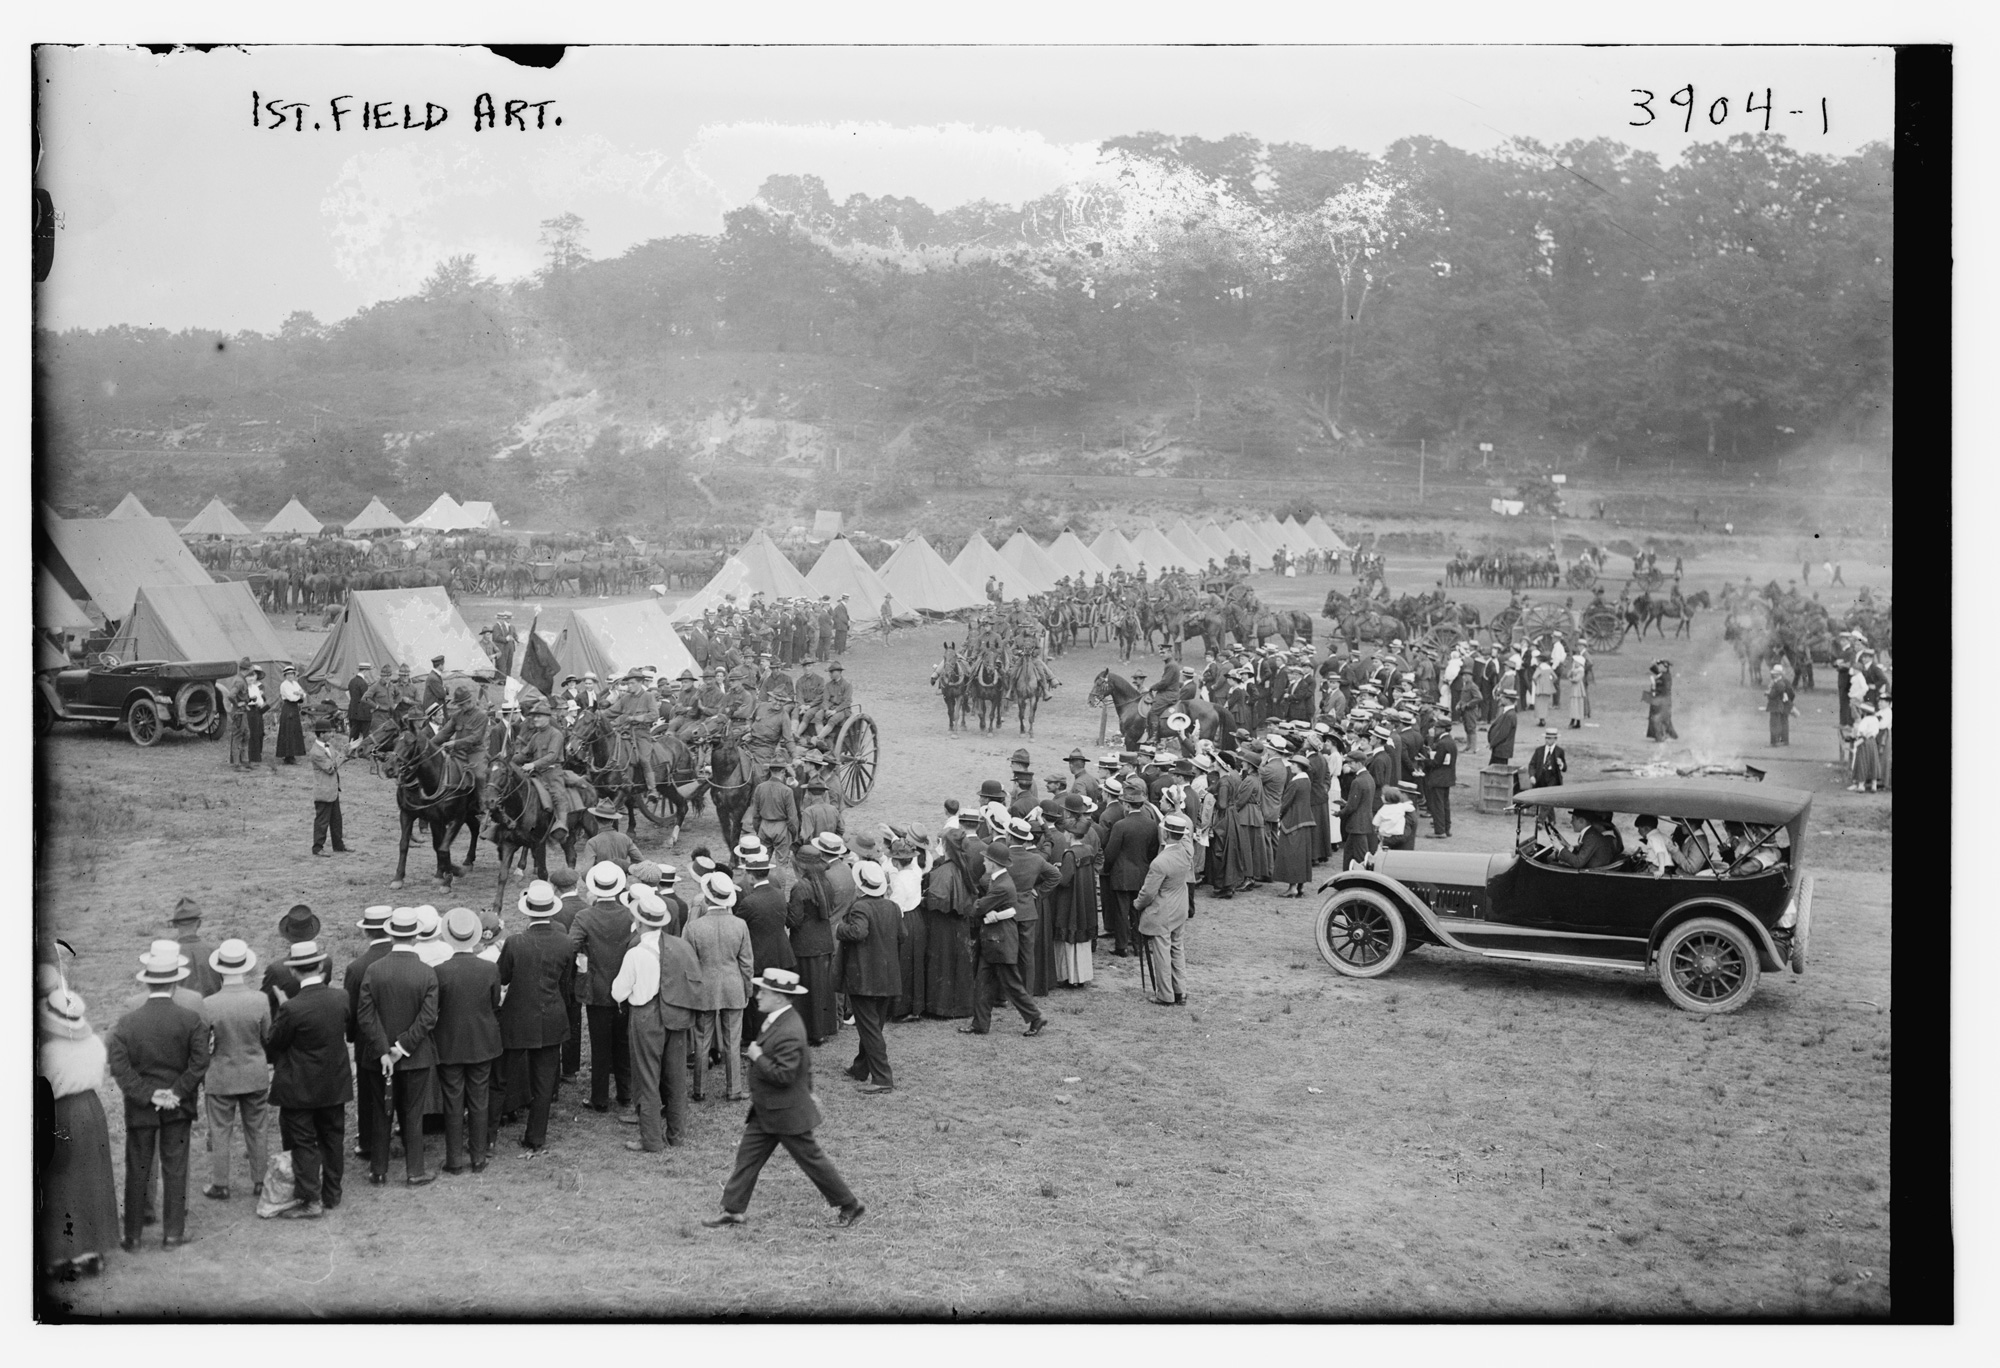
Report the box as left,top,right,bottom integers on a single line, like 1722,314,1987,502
750,761,801,858
508,702,574,834
491,612,518,680
432,686,491,809
832,595,851,656
822,662,854,734
796,658,828,736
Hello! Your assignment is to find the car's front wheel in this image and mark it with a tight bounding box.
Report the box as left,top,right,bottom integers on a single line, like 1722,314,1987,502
126,697,163,747
1657,916,1760,1013
1314,887,1406,978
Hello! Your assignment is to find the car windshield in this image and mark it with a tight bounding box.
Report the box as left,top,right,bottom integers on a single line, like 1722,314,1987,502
1518,807,1789,879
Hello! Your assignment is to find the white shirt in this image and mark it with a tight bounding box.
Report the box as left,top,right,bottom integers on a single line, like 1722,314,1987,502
612,930,660,1007
759,1000,793,1034
280,678,306,703
416,940,453,967
885,859,925,913
1372,800,1414,839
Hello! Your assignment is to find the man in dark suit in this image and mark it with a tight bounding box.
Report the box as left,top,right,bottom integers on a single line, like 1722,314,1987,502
1100,781,1159,959
1527,727,1568,789
423,654,448,716
343,906,394,1162
615,889,703,1152
265,940,353,1218
1423,723,1459,839
107,944,212,1251
347,662,375,743
733,848,794,1044
168,897,224,999
357,908,440,1186
1558,809,1623,869
1001,816,1060,996
702,968,865,1229
433,909,503,1175
960,847,1046,1036
837,860,908,1092
1337,751,1377,870
568,862,636,1113
1487,688,1520,767
497,880,575,1152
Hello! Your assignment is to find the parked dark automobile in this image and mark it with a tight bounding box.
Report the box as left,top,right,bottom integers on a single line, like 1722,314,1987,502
35,657,235,746
1312,778,1814,1013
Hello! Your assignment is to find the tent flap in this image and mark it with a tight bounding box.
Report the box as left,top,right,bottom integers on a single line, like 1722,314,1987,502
304,586,489,688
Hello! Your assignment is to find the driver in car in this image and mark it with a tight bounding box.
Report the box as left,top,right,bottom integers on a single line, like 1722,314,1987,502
1556,808,1623,870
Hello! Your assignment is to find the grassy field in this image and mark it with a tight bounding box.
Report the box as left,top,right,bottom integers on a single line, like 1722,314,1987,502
36,555,1892,1318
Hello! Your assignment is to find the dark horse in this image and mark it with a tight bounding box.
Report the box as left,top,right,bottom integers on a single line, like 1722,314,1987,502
968,655,1006,733
483,757,599,911
932,652,971,731
1008,653,1048,736
567,710,677,836
381,721,482,890
698,722,757,851
1088,668,1222,750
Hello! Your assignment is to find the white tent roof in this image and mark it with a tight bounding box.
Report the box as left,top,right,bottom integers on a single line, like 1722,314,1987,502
1263,516,1313,555
342,496,406,532
1128,525,1197,573
998,530,1068,594
407,493,464,531
180,497,252,537
107,492,154,520
1045,530,1111,582
37,566,94,631
951,533,1030,601
878,535,984,614
1304,514,1351,552
455,501,501,530
554,599,700,681
1194,519,1239,560
805,537,917,627
1164,520,1217,569
1226,519,1280,564
669,529,815,623
1089,527,1140,573
41,514,216,622
262,497,323,535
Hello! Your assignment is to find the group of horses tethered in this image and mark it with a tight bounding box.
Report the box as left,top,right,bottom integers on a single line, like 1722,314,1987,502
354,701,879,910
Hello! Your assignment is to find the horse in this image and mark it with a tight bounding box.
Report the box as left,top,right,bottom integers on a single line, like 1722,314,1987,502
567,710,673,836
379,720,483,890
1114,606,1142,661
697,723,757,851
968,655,1007,732
1654,589,1711,640
483,756,600,909
932,653,971,731
1008,654,1049,736
1088,669,1154,750
1164,699,1224,744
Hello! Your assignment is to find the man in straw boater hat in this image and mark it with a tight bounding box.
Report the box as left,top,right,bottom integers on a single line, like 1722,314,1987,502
1134,811,1196,1007
344,906,396,1162
837,859,906,1093
199,939,272,1202
265,937,353,1219
496,880,576,1154
613,885,703,1153
686,870,754,1104
432,908,503,1176
357,908,441,1187
701,968,867,1230
568,862,636,1115
107,942,213,1251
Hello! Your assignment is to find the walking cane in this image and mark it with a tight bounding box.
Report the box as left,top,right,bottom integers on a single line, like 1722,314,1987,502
1097,697,1109,747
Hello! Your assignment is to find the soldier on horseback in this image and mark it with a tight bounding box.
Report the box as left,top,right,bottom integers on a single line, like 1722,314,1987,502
508,700,576,832
432,685,491,810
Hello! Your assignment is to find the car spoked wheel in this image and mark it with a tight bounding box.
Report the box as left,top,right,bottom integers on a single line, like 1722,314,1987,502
126,698,163,747
1313,888,1406,979
1657,917,1760,1013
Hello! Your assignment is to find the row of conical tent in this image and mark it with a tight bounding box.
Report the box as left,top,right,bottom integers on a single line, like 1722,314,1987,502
668,515,1352,618
105,491,502,537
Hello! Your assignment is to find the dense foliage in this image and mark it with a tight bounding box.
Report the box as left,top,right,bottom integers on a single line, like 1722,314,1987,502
37,130,1890,519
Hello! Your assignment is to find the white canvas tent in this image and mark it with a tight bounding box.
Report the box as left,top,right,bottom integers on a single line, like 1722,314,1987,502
262,498,323,536
407,493,464,532
454,501,501,530
40,514,215,623
807,537,917,628
1164,520,1217,570
1044,530,1111,582
342,496,406,533
668,529,815,623
877,535,984,614
1225,519,1280,566
998,530,1068,595
553,599,700,681
107,582,292,680
1195,520,1239,561
107,492,154,520
1088,527,1140,573
950,533,1029,600
303,585,489,687
1303,514,1350,553
1128,525,1197,573
37,566,94,632
181,497,252,537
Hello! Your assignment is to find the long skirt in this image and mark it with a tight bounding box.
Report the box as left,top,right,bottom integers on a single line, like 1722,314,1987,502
1247,821,1273,881
1210,821,1251,889
276,699,306,759
1311,796,1333,864
795,953,841,1041
40,1088,120,1267
1056,940,1094,986
1851,736,1879,786
248,709,267,761
1568,687,1587,724
917,909,975,1018
892,908,926,1018
1273,825,1315,887
1646,696,1677,740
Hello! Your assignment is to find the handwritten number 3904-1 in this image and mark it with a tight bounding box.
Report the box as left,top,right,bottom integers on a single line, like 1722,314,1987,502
1630,88,1827,135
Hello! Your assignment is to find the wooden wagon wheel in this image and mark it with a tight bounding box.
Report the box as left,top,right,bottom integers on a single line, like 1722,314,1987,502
1487,605,1522,643
1421,621,1463,652
1584,607,1624,653
830,713,879,806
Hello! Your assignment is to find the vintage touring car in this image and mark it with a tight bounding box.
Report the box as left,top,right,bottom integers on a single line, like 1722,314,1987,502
35,657,236,745
1312,778,1814,1013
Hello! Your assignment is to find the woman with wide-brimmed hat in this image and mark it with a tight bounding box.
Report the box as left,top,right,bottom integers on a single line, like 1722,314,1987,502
37,986,121,1279
276,663,308,763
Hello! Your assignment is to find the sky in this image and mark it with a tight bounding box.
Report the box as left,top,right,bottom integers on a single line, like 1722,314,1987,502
35,44,1895,335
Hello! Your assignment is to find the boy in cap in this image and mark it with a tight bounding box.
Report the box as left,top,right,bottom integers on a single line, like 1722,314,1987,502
309,715,353,855
108,944,212,1250
432,909,503,1175
266,939,352,1218
199,940,271,1201
702,968,866,1230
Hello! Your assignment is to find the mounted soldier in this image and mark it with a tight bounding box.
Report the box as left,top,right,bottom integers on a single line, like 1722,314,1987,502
432,685,491,810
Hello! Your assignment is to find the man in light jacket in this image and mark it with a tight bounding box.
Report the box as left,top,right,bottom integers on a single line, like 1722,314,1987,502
1133,812,1196,1007
685,872,755,1103
199,940,271,1201
614,888,704,1152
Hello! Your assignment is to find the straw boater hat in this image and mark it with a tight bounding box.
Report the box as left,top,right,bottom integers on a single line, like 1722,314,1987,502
854,861,888,897
752,967,807,996
1161,812,1191,839
811,832,848,859
284,940,328,969
413,906,443,941
385,908,423,940
518,880,562,920
208,939,257,976
438,909,480,950
628,888,670,928
585,861,627,901
699,871,738,909
358,905,393,933
1167,712,1190,733
136,941,191,986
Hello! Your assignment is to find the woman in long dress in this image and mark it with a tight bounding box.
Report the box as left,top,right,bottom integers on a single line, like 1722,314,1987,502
37,989,119,1280
246,667,270,762
1566,653,1589,728
919,829,980,1018
785,844,844,1044
885,834,930,1020
1047,803,1095,987
1272,760,1318,896
275,665,307,763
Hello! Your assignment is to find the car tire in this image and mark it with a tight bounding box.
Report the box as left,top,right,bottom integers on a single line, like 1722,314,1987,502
34,692,54,738
126,697,163,747
1314,887,1406,979
1656,916,1760,1014
1788,876,1814,975
175,682,218,734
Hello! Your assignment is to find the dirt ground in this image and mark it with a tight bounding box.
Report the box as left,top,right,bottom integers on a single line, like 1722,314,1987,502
36,550,1892,1318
